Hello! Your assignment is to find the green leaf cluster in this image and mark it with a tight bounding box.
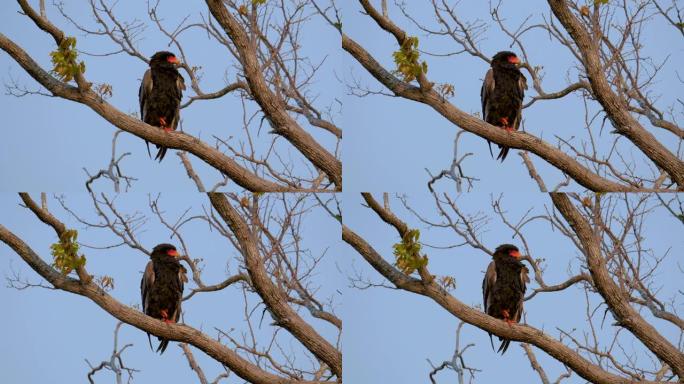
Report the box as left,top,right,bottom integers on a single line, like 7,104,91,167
49,37,86,82
252,0,266,5
50,229,86,275
392,36,428,82
594,0,609,5
392,228,428,274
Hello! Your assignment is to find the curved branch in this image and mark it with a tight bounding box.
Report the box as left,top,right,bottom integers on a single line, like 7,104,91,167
342,223,663,384
550,193,684,378
341,34,640,192
205,0,342,189
208,193,342,379
546,0,684,188
0,224,322,384
0,32,307,192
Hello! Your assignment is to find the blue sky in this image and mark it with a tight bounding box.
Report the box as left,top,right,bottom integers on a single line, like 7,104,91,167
0,192,343,383
342,189,683,383
342,1,683,192
2,1,683,384
0,0,341,192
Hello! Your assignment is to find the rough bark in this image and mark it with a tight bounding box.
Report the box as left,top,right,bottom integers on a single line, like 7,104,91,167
205,0,342,189
208,193,342,379
550,193,684,378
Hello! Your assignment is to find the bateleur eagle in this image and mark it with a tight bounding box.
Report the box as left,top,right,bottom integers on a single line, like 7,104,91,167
140,243,187,354
139,51,185,161
482,244,529,354
480,51,527,161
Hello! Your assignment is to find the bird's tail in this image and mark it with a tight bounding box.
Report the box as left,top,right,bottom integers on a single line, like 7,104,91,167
145,141,152,159
154,145,168,162
496,144,510,162
497,335,512,354
146,332,154,351
156,336,170,354
487,140,494,158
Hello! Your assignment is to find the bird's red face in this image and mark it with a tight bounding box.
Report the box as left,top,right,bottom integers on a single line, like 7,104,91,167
166,249,179,257
507,55,520,65
166,55,179,64
508,249,521,259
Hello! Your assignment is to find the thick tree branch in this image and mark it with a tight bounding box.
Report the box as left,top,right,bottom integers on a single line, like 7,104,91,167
546,0,684,188
342,223,664,384
550,193,684,378
0,223,322,384
342,33,642,192
205,0,342,189
0,32,308,192
208,193,341,379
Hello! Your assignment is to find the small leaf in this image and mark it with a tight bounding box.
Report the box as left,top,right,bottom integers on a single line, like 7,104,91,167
392,229,429,275
50,229,86,275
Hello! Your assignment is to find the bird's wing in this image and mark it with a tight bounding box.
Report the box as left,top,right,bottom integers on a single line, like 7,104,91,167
517,72,528,98
482,261,496,313
170,265,187,322
513,265,529,322
480,69,495,121
139,69,153,120
139,69,154,158
512,73,528,130
176,73,186,99
140,261,155,313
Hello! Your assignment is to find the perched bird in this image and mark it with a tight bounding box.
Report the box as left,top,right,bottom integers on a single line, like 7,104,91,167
482,244,529,354
139,51,185,161
140,243,186,354
480,51,527,161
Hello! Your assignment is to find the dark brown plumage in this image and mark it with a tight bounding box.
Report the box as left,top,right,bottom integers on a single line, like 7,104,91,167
482,244,529,354
139,51,185,161
481,51,527,161
140,243,186,354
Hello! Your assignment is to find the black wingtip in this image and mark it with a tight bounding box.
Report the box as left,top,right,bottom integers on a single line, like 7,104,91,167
487,140,494,158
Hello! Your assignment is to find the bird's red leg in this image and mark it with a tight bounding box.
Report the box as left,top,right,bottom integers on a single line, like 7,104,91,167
159,117,172,132
499,117,514,132
160,309,173,324
502,309,514,326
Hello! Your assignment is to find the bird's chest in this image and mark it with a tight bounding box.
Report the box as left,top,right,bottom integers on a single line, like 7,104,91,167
492,273,523,301
490,73,522,106
150,265,181,297
149,73,181,105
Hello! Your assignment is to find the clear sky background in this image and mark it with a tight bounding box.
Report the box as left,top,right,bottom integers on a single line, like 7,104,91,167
2,1,684,384
342,189,683,383
0,0,341,192
342,1,683,192
0,192,344,383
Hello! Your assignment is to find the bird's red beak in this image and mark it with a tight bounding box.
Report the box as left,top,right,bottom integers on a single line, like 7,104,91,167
167,56,180,64
167,249,179,257
508,56,520,64
509,250,521,258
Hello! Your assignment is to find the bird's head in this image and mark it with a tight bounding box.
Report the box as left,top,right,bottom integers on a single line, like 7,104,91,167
494,243,521,259
152,243,180,258
149,51,180,69
491,51,521,69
